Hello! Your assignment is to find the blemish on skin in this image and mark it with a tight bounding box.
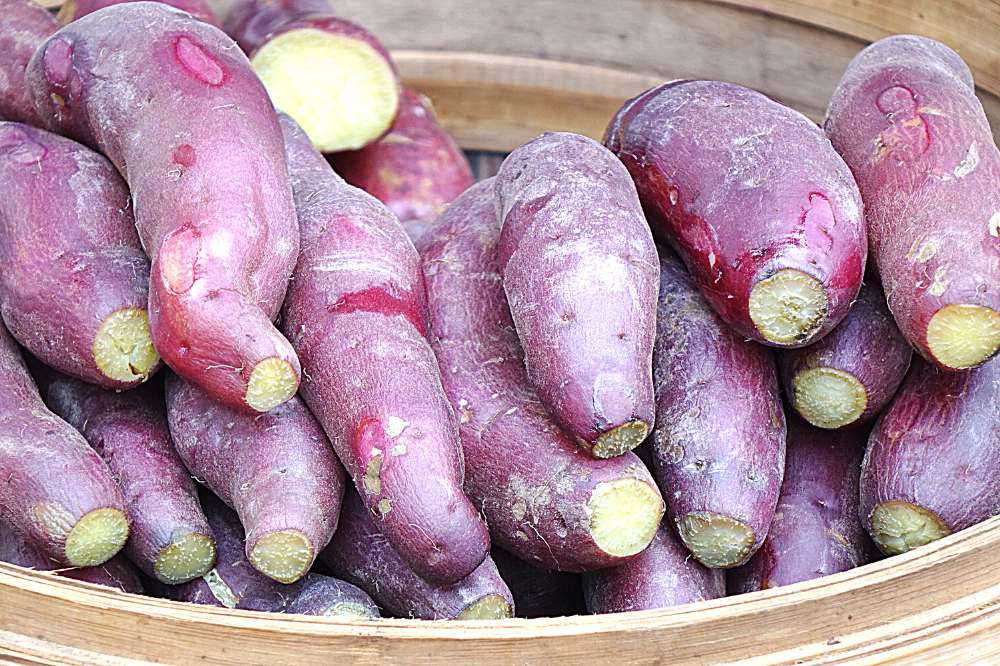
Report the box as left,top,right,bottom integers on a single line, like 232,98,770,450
954,142,979,178
391,443,407,456
928,266,950,296
669,188,679,206
511,500,527,521
42,39,74,86
708,252,716,268
907,237,938,263
0,128,47,165
158,224,201,294
174,36,226,86
173,144,196,168
363,449,383,495
989,212,1000,238
386,416,409,438
378,499,392,515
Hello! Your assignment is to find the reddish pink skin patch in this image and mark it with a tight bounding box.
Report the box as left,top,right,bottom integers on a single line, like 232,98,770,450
329,286,427,337
173,36,225,86
172,144,196,168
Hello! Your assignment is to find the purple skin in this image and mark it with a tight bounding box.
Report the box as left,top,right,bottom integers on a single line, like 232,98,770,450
26,3,302,413
860,357,1000,555
0,324,127,566
728,416,870,593
0,0,57,125
41,374,214,584
606,80,866,348
494,132,659,458
0,122,157,389
779,280,912,429
825,36,1000,371
222,0,340,53
319,490,514,620
492,549,585,618
418,180,665,572
152,492,299,611
284,573,380,618
61,0,219,24
164,372,345,583
584,524,725,614
0,521,143,594
650,252,786,569
278,114,489,585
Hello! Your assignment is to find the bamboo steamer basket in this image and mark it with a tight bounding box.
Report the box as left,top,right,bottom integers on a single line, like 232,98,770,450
9,1,1000,663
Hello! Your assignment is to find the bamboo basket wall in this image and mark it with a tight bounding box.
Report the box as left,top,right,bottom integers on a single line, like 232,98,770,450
7,1,1000,664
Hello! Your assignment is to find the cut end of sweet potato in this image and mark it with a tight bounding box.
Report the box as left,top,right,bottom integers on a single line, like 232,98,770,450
593,419,651,458
249,529,313,583
93,308,160,384
64,508,129,567
252,28,399,152
677,512,755,568
748,269,829,345
154,532,217,584
870,500,951,555
588,478,663,557
322,602,380,620
926,304,1000,369
792,366,868,429
245,357,299,412
457,594,514,620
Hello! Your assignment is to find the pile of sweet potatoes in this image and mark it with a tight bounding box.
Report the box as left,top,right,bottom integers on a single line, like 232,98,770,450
0,0,997,623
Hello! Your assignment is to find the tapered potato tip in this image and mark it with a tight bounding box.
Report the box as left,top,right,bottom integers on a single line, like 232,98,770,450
870,500,951,556
94,308,160,384
457,594,514,620
593,420,650,458
749,269,829,345
246,357,299,412
677,512,755,568
793,367,868,429
252,28,399,152
588,479,663,557
926,304,1000,370
154,533,217,585
249,529,313,584
65,508,130,567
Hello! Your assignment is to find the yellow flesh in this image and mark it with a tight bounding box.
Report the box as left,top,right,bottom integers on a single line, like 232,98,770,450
926,304,1000,369
793,367,868,429
252,29,400,152
588,479,663,557
64,508,129,567
870,501,951,556
748,269,829,345
678,512,755,568
593,420,650,459
93,308,159,383
154,533,217,585
249,530,313,583
245,358,298,412
457,594,513,620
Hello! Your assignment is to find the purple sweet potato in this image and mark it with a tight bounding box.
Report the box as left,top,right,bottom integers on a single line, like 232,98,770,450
320,489,514,620
27,3,302,413
224,0,400,152
583,524,725,614
279,113,488,585
0,521,142,594
419,179,664,572
492,549,585,618
42,374,215,584
649,251,786,568
779,280,912,429
728,417,870,593
494,132,659,457
330,87,475,230
153,491,295,610
285,573,380,619
606,80,866,348
0,122,159,389
860,357,1000,555
0,0,57,125
58,0,218,23
165,372,344,584
0,324,128,567
826,35,1000,370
